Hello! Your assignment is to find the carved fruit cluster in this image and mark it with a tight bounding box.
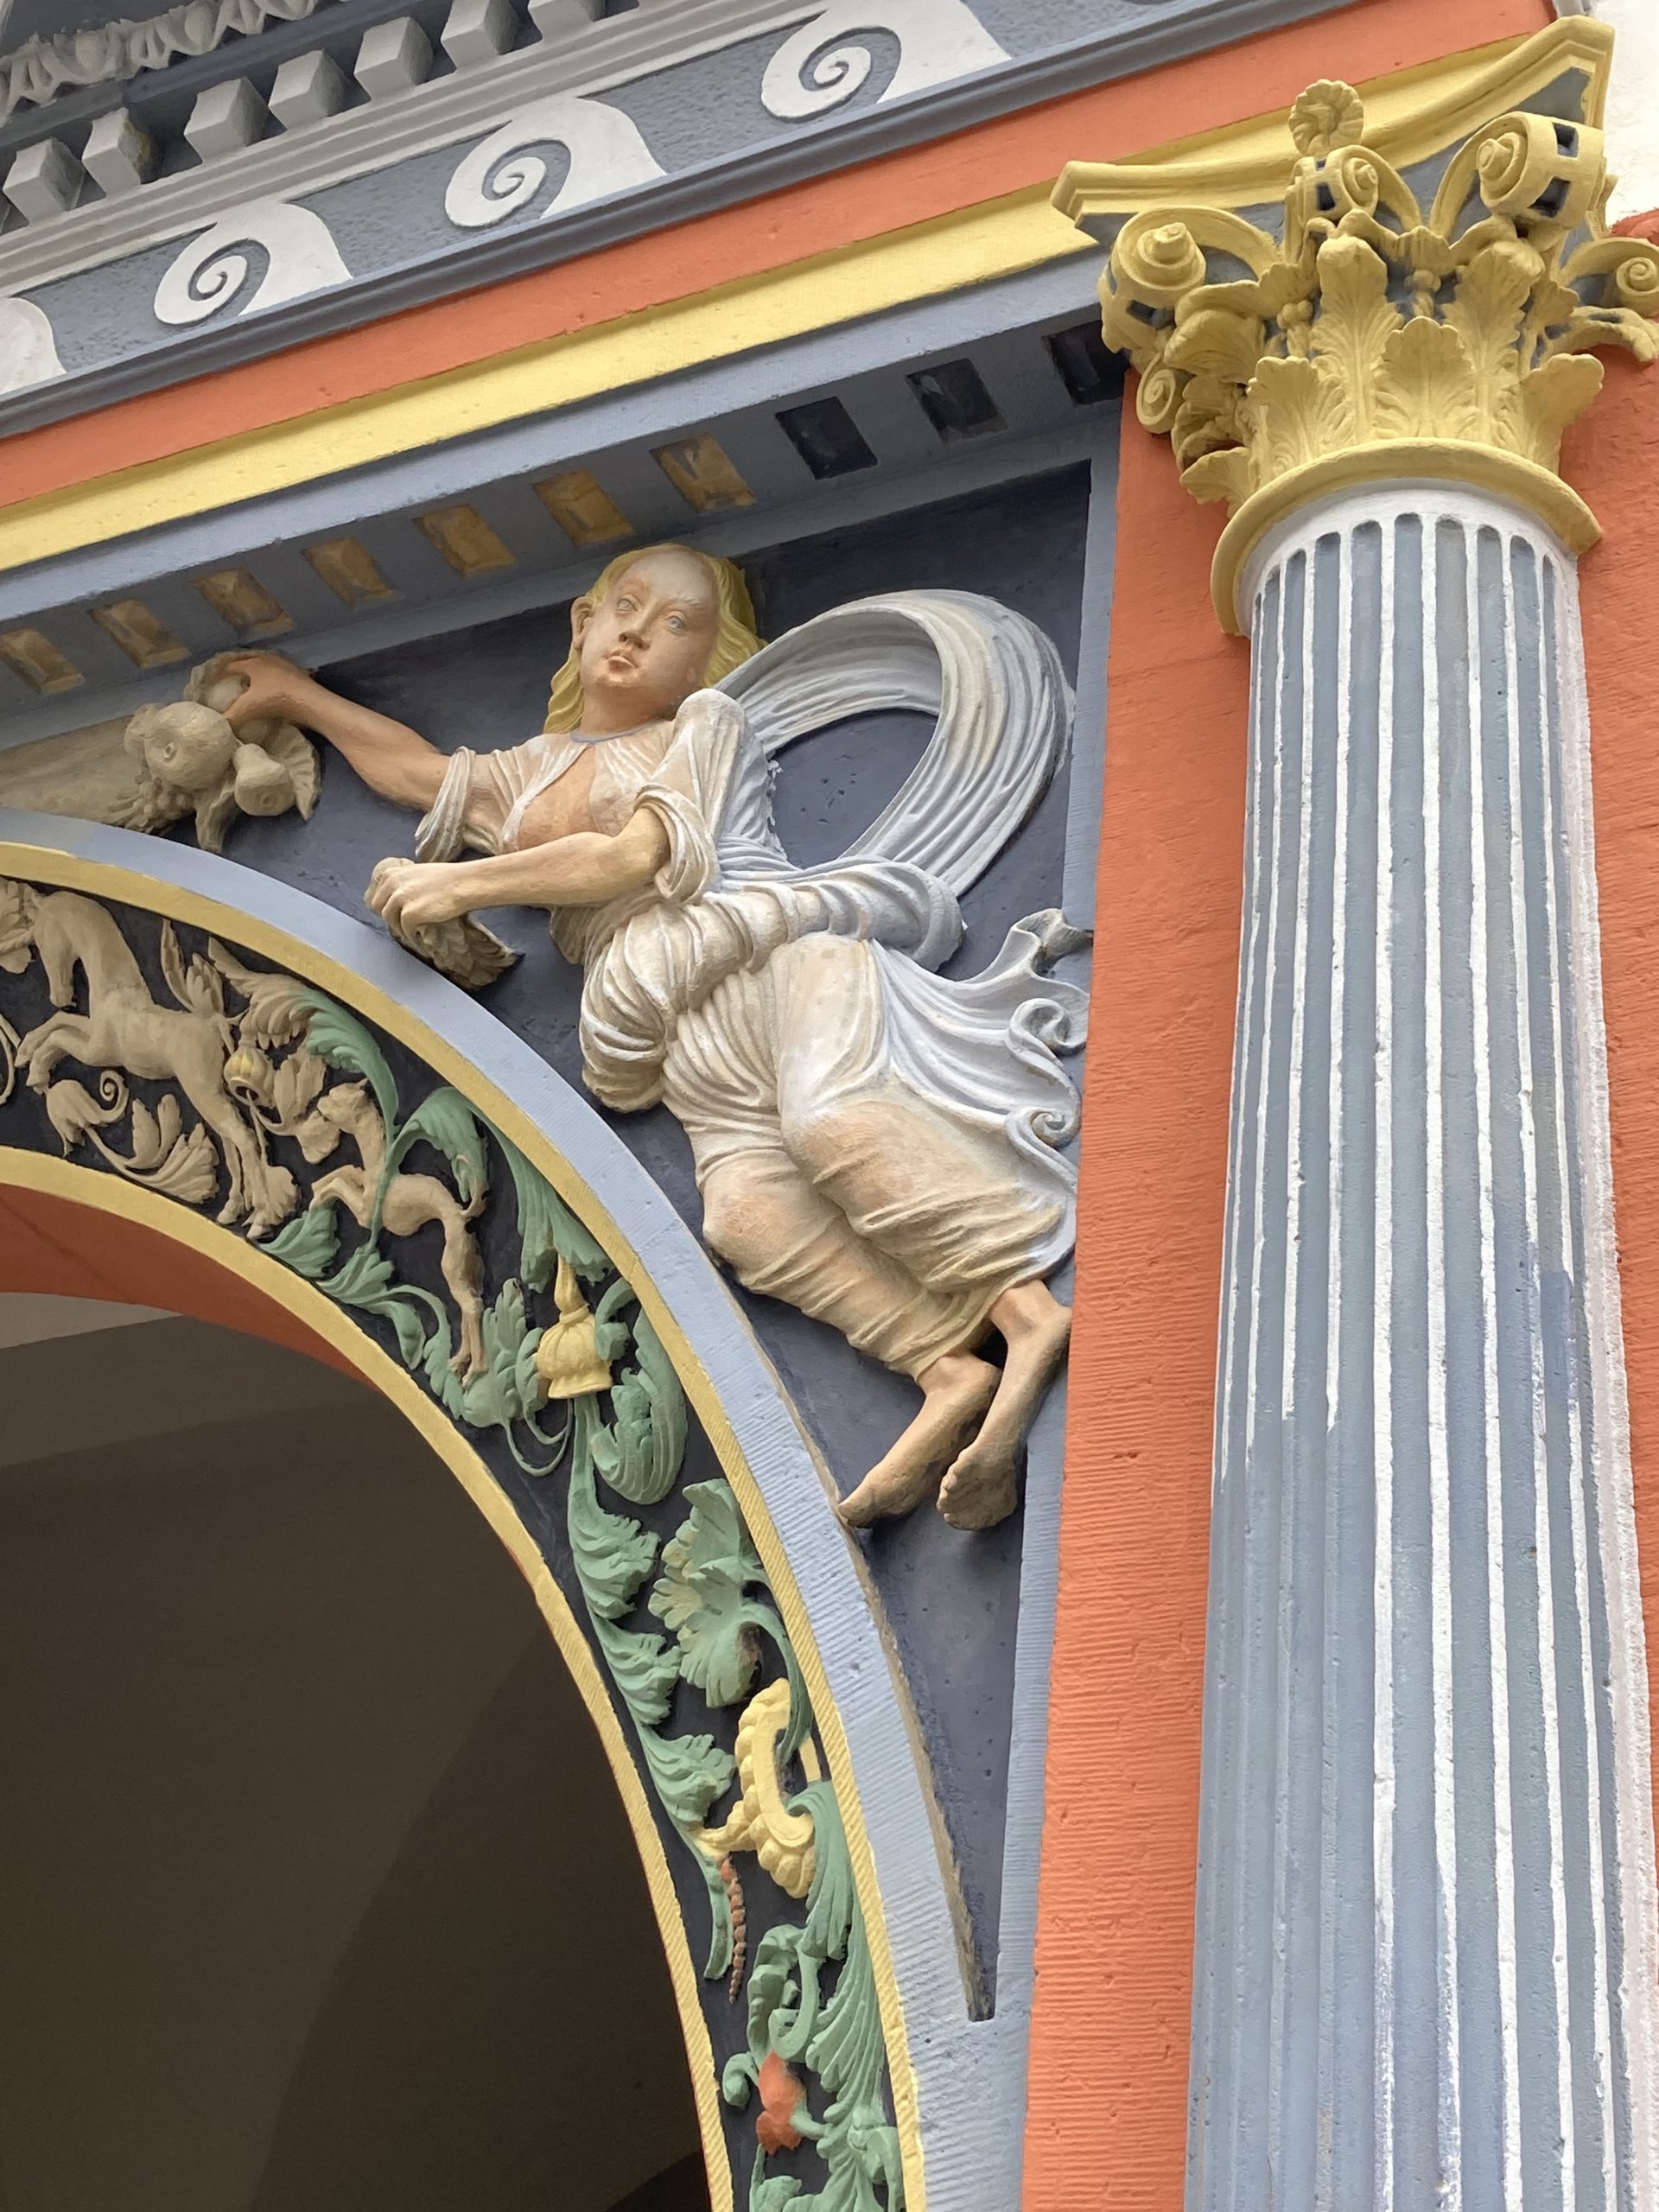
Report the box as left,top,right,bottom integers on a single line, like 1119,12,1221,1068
122,654,320,852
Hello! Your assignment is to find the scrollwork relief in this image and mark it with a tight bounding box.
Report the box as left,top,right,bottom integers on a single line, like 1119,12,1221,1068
154,199,351,327
444,94,665,231
0,297,65,396
0,879,902,2207
760,0,1008,123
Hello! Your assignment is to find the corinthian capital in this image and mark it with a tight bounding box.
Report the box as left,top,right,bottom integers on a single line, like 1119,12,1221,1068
1056,19,1659,627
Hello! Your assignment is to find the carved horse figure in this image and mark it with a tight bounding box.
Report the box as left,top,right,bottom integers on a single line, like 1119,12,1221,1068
0,879,294,1235
293,1079,489,1381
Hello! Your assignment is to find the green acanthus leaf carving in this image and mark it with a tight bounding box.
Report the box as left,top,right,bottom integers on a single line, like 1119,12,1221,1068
0,910,905,2200
262,1203,340,1277
651,1479,767,1708
568,1449,663,1624
639,1724,739,1830
388,1084,488,1209
293,985,400,1132
590,1293,686,1508
725,1782,904,2210
497,1127,607,1287
319,1242,438,1366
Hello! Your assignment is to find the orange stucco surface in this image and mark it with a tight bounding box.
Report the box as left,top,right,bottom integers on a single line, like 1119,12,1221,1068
0,1184,356,1376
1566,333,1659,1857
1021,393,1244,2211
0,0,1552,515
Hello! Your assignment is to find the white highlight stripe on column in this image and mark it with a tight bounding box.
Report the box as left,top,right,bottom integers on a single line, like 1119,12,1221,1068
1464,515,1522,2208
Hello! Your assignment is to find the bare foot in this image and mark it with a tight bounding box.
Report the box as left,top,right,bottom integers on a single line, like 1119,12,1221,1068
938,1282,1071,1531
837,1351,998,1529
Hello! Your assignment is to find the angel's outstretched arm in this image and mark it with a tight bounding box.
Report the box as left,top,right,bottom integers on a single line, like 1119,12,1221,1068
224,653,448,812
365,806,671,930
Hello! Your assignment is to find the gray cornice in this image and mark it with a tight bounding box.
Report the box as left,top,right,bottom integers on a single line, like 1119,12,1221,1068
0,0,1348,439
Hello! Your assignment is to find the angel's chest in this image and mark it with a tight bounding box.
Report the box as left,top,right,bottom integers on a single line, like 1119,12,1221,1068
512,746,602,850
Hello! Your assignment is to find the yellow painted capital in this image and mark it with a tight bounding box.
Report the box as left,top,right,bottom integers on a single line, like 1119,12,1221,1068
1055,21,1659,631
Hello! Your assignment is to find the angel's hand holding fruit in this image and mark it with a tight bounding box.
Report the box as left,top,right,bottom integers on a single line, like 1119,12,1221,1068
366,856,475,933
220,652,319,731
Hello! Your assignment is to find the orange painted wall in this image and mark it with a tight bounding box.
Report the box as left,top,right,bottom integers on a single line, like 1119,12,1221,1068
0,0,1553,514
1021,393,1243,2210
1564,270,1659,1859
0,1184,356,1376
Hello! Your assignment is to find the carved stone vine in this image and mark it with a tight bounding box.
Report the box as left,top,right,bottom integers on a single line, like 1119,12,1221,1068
0,876,901,2208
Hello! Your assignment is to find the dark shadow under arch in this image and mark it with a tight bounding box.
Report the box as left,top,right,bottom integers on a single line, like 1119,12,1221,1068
0,1303,711,2212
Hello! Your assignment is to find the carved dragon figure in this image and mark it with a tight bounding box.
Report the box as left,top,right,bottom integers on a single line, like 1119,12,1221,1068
291,1079,490,1382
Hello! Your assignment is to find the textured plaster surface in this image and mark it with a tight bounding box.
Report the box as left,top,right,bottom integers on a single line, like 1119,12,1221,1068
1022,397,1248,2209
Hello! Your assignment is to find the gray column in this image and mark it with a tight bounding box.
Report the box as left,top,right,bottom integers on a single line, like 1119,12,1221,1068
1190,481,1659,2212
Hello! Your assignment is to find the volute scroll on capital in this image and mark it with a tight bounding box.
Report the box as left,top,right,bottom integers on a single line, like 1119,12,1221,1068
1056,20,1659,630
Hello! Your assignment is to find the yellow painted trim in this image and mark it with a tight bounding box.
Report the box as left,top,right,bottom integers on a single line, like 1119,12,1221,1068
1054,19,1611,227
1210,443,1602,632
0,837,925,2212
0,1143,740,2208
0,184,1084,579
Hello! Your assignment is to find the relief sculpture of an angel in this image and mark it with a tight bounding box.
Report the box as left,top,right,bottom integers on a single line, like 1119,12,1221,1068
222,543,1086,1531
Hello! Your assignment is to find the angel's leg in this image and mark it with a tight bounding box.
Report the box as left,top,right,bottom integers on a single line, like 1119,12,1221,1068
696,1147,997,1522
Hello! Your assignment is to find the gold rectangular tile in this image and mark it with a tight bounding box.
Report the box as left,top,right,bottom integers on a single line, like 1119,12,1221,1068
416,504,515,578
195,568,293,638
90,600,188,670
533,470,632,550
0,627,81,696
305,537,397,607
652,434,754,514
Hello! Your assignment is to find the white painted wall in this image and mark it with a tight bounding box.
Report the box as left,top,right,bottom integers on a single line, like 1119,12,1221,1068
1559,0,1659,220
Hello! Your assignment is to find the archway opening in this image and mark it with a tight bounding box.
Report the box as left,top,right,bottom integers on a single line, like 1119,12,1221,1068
0,1279,712,2212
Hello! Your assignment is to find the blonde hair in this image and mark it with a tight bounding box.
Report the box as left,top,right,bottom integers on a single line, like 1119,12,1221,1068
543,543,763,734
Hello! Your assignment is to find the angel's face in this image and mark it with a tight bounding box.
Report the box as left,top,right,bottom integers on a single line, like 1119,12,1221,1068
573,550,720,732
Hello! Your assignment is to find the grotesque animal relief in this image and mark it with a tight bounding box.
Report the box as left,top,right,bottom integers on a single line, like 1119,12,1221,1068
0,880,298,1234
0,655,319,852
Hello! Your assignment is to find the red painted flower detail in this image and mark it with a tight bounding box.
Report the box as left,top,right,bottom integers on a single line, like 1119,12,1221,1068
755,2050,806,2152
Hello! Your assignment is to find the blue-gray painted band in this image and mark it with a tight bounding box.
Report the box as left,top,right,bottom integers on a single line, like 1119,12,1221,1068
0,260,1103,643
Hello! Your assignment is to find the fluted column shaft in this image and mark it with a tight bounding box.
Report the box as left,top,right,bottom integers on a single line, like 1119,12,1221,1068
1191,481,1659,2211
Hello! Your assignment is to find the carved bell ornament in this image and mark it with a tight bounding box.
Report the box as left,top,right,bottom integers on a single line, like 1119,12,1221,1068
534,1255,613,1401
1056,22,1659,628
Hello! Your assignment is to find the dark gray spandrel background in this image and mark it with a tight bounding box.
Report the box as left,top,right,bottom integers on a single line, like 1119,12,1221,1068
221,461,1091,2005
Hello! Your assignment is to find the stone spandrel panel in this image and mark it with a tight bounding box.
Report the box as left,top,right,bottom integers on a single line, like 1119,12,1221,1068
175,462,1094,2013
